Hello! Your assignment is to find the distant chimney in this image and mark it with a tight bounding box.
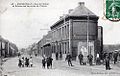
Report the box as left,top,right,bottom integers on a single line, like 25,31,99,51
68,9,73,13
59,16,63,20
78,2,85,6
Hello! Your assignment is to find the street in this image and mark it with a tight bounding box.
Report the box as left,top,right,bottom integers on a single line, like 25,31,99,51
1,56,120,76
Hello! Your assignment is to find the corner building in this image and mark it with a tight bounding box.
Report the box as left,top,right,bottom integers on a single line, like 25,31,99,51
50,2,100,60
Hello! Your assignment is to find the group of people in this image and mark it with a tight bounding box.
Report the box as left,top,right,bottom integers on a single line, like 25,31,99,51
65,52,94,67
102,51,120,70
18,56,33,68
65,51,120,70
78,53,93,66
103,51,120,64
78,52,112,70
42,56,53,69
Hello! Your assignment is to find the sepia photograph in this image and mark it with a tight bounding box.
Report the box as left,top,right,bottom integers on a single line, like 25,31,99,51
0,0,120,76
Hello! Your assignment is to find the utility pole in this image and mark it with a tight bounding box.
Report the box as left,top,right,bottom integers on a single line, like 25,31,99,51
69,18,71,54
87,13,89,54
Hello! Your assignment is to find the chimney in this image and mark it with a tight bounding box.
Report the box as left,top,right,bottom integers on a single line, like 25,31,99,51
78,2,85,6
68,9,73,13
59,16,63,20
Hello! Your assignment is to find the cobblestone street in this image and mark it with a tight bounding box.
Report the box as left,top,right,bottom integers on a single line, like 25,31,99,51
2,56,120,76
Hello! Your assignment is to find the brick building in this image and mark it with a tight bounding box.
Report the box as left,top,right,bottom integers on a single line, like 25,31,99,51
38,2,103,61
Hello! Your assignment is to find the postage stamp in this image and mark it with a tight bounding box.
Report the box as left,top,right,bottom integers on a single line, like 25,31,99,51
105,0,120,21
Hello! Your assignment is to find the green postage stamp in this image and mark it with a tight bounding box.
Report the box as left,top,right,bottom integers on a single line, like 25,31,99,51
106,0,120,21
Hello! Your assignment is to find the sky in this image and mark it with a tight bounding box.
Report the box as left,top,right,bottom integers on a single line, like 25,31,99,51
0,0,120,49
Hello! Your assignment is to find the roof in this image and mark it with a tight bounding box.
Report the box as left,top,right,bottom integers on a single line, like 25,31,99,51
69,2,97,17
50,2,99,29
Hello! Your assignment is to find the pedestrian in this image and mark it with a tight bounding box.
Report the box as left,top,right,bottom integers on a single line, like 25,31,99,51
21,57,25,67
25,57,28,67
105,54,111,70
113,51,118,64
59,51,62,60
78,52,83,65
65,52,73,66
18,58,22,67
49,57,53,68
18,53,21,58
27,58,29,67
55,52,59,60
96,53,100,65
25,57,29,67
29,57,33,67
46,57,50,69
42,57,46,68
87,54,93,66
102,52,107,64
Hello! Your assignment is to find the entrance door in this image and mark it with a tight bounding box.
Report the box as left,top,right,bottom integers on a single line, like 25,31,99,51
78,41,95,62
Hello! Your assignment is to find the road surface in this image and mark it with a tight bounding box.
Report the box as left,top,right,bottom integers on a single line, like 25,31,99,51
2,56,120,76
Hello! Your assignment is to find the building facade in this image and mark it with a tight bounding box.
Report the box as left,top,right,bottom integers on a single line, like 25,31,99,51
0,36,18,57
38,2,103,61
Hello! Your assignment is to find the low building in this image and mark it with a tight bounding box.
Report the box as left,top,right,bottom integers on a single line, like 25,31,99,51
0,35,18,57
38,31,52,57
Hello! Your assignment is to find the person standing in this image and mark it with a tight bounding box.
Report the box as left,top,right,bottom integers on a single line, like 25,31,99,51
105,54,110,70
18,58,22,67
25,57,28,67
78,52,83,65
59,52,62,60
18,53,21,58
29,57,33,67
49,57,53,68
42,57,46,68
26,58,29,67
96,53,100,65
87,54,93,66
21,57,25,67
55,52,59,60
65,52,73,66
113,51,118,64
46,57,50,69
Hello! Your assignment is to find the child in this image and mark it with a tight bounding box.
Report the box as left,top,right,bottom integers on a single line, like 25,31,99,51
29,57,33,67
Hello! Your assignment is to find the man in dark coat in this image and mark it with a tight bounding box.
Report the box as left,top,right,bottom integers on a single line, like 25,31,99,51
78,52,83,65
25,57,27,67
46,57,50,69
59,52,62,60
87,54,93,66
49,57,53,68
25,58,29,67
56,52,59,60
42,57,46,68
18,58,22,67
113,51,118,64
105,54,110,70
65,53,73,66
